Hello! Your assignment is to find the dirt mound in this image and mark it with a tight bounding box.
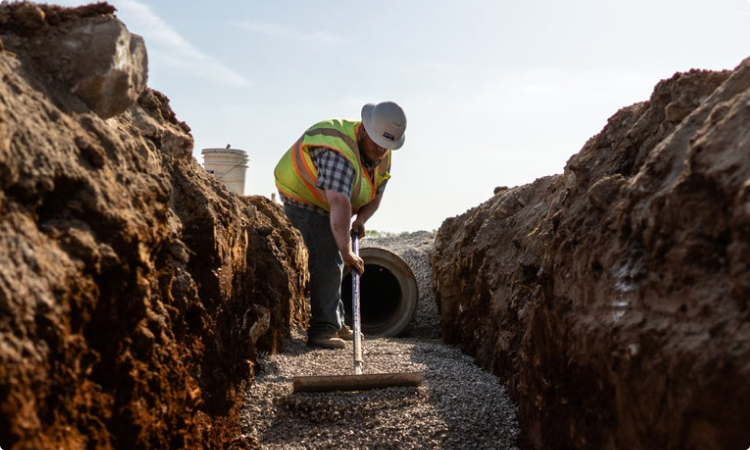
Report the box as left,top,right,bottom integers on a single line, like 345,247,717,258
0,3,307,449
432,61,750,449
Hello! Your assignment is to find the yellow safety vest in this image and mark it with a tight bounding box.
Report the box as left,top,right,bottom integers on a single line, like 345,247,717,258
274,119,391,212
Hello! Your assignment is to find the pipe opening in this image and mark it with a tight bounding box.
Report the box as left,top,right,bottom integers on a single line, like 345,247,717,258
343,264,401,328
342,247,418,337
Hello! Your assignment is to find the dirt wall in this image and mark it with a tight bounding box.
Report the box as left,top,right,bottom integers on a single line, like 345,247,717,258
0,3,308,449
432,61,750,449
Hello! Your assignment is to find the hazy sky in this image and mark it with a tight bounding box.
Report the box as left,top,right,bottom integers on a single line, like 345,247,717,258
54,0,750,232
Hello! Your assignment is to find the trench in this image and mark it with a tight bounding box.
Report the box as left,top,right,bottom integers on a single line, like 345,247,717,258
241,234,520,448
242,329,520,449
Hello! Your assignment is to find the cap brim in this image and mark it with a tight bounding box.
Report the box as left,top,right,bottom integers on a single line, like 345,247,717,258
361,103,406,150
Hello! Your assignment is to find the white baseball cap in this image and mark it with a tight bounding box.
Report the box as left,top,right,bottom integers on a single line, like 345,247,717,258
361,101,407,150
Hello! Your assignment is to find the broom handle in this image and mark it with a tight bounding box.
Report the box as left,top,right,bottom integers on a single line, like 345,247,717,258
351,232,363,375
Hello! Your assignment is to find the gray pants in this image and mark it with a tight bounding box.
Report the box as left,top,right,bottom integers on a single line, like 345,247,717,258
283,203,345,335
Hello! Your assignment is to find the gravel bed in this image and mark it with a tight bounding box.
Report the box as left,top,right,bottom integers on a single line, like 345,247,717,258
239,231,519,449
241,331,519,449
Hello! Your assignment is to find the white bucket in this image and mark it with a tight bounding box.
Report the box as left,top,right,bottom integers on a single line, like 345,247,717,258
202,147,248,195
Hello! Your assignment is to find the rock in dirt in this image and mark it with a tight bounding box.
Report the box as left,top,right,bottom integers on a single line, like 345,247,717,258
1,2,147,119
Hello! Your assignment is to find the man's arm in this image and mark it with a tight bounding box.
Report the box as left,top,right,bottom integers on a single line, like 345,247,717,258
325,189,365,274
351,193,383,238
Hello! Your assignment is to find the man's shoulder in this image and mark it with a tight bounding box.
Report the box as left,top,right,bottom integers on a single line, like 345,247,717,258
309,118,359,132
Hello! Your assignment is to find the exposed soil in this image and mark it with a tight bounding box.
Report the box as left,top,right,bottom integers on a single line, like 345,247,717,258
432,63,750,449
1,3,308,449
2,3,750,450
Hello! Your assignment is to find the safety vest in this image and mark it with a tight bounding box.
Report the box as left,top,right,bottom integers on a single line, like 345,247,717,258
274,119,391,212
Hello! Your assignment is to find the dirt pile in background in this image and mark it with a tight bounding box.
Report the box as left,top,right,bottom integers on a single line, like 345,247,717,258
432,61,750,449
0,3,308,449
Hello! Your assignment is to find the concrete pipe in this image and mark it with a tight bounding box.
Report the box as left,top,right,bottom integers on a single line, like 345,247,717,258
342,247,419,337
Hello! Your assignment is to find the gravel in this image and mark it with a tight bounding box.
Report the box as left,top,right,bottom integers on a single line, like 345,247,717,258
363,231,441,339
240,231,519,449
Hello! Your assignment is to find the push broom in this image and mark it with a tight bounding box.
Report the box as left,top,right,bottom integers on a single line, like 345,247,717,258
292,232,423,393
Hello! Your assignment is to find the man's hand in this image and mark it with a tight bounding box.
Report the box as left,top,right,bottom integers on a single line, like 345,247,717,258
351,219,366,238
325,189,365,274
342,250,364,275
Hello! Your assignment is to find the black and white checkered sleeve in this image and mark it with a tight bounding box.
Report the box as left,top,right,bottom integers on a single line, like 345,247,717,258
311,147,355,197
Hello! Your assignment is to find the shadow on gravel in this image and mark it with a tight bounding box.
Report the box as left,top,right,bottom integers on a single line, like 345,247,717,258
404,338,520,449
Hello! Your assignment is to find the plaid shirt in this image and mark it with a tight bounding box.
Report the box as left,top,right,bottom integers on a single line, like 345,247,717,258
281,147,387,215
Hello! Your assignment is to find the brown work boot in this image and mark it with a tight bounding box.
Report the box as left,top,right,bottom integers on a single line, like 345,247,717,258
338,324,354,341
307,330,346,349
338,324,364,341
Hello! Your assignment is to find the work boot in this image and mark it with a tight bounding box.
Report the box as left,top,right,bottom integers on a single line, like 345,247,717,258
338,324,364,341
307,330,346,349
338,324,354,340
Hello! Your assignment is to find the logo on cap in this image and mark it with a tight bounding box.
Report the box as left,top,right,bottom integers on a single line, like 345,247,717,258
382,132,395,141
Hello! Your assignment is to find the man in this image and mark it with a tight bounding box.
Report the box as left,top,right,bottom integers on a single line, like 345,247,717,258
274,101,407,349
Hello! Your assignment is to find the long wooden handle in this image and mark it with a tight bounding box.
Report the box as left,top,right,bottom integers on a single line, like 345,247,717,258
351,232,363,375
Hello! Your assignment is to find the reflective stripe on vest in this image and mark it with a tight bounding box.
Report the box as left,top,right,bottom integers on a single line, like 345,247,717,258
274,119,391,212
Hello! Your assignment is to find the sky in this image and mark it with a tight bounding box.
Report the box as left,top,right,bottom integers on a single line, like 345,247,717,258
53,0,750,232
